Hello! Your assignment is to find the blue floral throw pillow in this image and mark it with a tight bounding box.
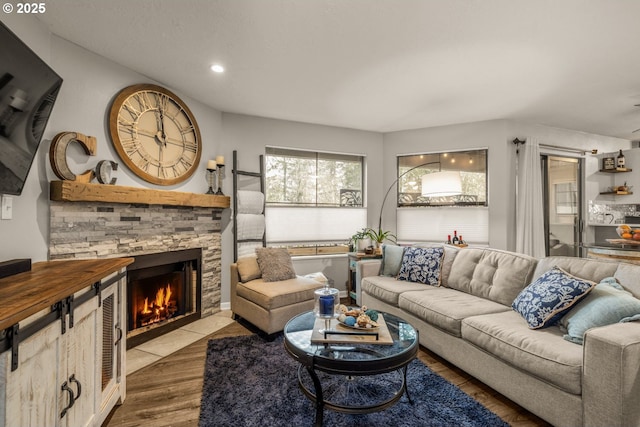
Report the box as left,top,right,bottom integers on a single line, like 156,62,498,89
397,246,444,286
512,266,595,329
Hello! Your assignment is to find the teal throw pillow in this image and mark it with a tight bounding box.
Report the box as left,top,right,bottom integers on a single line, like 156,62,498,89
381,244,405,277
512,266,595,329
559,278,640,345
397,246,444,286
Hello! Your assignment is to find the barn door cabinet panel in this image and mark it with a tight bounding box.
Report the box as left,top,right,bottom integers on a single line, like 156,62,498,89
96,270,127,426
69,293,100,427
0,259,132,427
0,314,63,426
0,287,99,427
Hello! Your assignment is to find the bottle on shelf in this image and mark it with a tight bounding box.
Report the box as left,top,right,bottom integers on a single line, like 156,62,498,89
452,230,459,245
446,234,452,244
617,150,626,170
458,235,464,245
618,181,629,194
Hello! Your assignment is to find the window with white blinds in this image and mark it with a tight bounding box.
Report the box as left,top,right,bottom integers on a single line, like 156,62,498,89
397,150,487,207
265,207,367,243
264,147,366,252
265,147,364,207
396,207,489,245
395,149,489,245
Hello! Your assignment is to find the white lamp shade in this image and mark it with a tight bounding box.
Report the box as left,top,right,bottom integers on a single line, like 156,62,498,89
421,171,462,197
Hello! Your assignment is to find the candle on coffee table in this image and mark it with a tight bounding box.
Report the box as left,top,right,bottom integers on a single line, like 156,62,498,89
319,295,334,317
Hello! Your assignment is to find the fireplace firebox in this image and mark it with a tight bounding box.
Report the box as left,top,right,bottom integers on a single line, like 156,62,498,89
126,248,202,349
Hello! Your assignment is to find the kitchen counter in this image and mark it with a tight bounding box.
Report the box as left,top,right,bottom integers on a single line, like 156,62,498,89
584,243,640,251
588,223,640,227
583,244,640,264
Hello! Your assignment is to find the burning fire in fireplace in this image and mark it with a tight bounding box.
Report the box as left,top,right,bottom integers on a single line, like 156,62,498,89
137,283,178,327
126,248,201,348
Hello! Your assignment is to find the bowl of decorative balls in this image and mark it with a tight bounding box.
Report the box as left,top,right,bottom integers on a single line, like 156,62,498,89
337,304,380,329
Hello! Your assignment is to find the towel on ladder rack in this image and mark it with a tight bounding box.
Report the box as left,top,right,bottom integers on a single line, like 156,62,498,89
237,190,264,214
236,213,265,240
237,242,263,259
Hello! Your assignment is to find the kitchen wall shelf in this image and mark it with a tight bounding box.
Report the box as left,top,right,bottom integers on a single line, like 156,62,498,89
599,192,633,196
599,168,632,173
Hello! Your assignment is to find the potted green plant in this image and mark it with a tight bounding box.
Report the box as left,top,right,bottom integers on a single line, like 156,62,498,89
348,228,371,252
364,227,397,254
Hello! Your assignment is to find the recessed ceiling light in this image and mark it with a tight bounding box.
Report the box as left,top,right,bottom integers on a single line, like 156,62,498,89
210,64,224,73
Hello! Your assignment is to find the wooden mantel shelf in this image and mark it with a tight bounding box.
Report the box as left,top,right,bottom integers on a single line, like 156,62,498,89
50,180,230,209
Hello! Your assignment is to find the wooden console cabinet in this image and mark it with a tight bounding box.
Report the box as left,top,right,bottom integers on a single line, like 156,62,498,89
0,258,132,427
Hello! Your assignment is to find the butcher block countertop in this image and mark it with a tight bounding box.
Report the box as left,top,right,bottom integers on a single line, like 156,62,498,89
0,258,133,331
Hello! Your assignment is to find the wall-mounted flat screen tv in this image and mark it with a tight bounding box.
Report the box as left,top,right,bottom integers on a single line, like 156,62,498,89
0,21,62,195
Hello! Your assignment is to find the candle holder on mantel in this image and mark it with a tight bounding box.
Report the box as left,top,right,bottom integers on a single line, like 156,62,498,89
205,168,217,194
216,164,225,195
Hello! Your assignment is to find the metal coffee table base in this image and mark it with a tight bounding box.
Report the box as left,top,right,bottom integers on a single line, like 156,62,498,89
296,348,413,427
284,311,418,427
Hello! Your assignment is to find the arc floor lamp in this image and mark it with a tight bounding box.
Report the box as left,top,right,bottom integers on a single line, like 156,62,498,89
377,160,462,232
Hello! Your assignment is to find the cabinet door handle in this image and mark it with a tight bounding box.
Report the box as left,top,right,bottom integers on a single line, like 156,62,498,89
114,325,123,346
69,374,82,401
60,381,75,418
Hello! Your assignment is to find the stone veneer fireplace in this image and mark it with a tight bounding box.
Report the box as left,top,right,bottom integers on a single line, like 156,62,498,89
48,200,224,344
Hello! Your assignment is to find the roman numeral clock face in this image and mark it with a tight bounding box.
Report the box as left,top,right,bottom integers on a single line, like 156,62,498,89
108,84,202,185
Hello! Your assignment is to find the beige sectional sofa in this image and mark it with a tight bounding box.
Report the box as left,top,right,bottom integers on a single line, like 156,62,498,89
359,245,640,427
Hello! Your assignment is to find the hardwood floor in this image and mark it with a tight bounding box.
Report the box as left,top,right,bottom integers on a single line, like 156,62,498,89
105,321,551,427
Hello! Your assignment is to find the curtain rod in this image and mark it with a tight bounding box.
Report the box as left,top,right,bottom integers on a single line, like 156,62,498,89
511,138,586,155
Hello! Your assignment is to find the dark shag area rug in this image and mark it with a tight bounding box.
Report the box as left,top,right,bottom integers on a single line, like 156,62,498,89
198,334,509,427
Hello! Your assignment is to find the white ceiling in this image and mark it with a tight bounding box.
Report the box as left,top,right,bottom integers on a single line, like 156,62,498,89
37,0,640,139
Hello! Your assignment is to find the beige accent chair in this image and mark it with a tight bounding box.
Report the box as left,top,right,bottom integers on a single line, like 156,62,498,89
230,255,325,335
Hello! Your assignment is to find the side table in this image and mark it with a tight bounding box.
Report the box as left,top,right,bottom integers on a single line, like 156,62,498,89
347,252,381,306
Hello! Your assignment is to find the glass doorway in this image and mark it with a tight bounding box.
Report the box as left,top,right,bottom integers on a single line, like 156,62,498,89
542,156,582,257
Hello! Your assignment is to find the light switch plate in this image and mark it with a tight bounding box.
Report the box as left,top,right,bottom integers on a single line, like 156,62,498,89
1,195,13,220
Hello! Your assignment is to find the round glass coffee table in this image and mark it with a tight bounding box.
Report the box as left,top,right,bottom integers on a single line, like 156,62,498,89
283,310,418,427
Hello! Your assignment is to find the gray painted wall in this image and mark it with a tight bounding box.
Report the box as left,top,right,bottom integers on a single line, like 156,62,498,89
1,15,223,262
0,15,631,306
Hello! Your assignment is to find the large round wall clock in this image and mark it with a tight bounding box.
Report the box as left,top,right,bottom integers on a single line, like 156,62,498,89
108,83,202,185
